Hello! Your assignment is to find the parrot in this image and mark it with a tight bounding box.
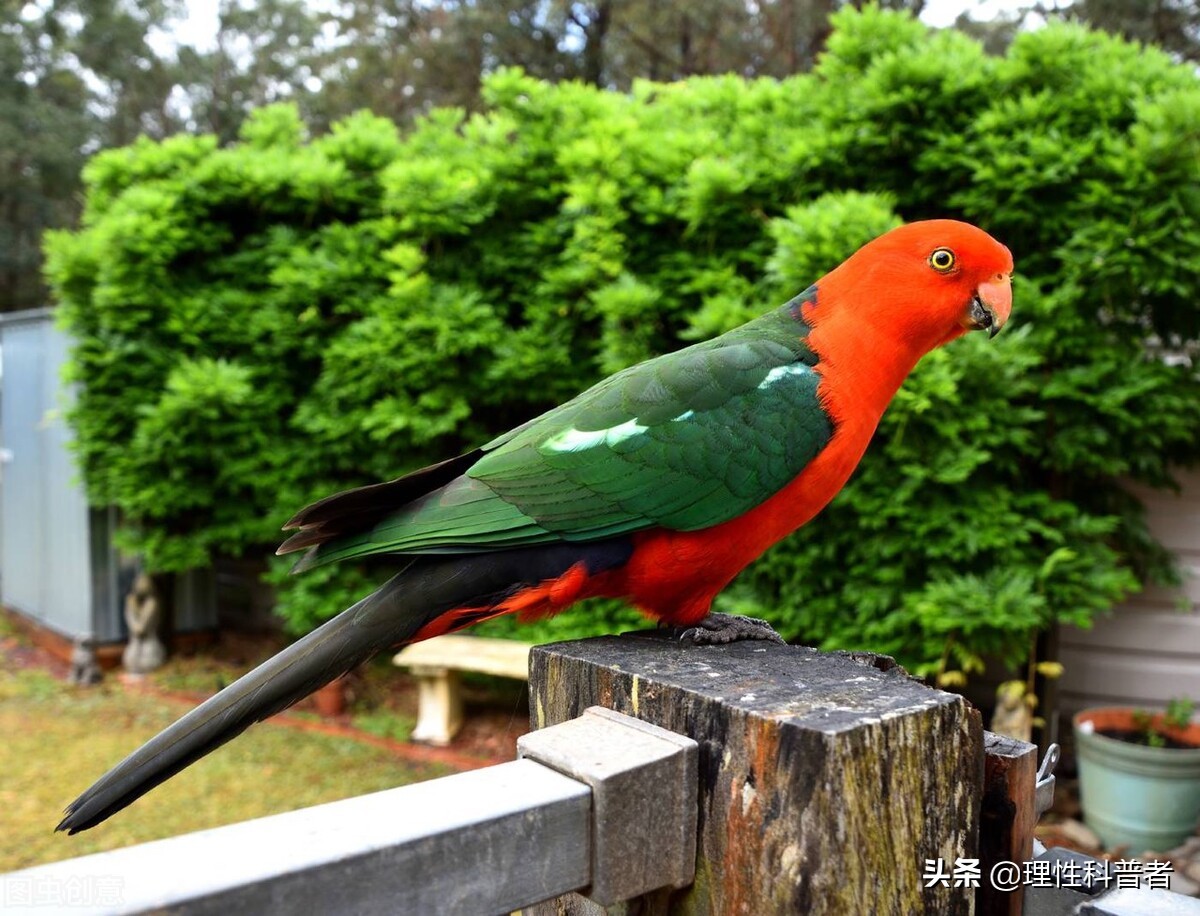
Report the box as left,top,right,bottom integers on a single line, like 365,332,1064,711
58,219,1012,834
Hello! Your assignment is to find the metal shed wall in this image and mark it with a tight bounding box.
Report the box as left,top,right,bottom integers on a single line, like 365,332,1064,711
1058,470,1200,713
0,309,96,639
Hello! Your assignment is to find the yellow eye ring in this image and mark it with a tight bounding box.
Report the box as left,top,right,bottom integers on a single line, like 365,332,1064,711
929,248,956,272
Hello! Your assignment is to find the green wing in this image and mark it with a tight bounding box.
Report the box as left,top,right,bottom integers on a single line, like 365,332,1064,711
311,290,833,565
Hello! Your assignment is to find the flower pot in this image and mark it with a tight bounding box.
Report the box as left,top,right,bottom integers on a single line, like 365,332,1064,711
1074,707,1200,854
313,677,348,717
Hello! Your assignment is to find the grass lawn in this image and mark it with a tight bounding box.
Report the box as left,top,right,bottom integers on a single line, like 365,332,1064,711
0,663,452,872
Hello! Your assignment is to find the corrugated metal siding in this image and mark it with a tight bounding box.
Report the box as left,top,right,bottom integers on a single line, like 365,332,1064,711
0,311,93,639
0,317,43,618
1059,471,1200,713
174,567,218,633
90,506,127,643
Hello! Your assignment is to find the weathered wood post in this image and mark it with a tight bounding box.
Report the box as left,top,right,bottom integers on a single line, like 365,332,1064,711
526,631,984,915
979,734,1040,916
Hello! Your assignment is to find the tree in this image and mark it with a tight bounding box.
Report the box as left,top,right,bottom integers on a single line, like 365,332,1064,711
173,0,324,144
0,3,90,311
1048,0,1200,62
535,0,929,88
304,0,565,129
0,0,185,312
303,1,934,127
62,0,187,145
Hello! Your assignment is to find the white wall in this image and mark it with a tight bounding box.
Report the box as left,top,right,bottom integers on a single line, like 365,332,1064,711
1058,471,1200,713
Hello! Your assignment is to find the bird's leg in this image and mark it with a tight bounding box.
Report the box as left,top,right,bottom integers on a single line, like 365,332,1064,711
678,612,786,645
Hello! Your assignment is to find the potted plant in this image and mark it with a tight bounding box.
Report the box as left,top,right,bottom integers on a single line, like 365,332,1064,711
1074,698,1200,854
313,675,349,717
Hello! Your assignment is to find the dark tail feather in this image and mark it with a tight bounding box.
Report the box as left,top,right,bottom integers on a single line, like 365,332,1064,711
277,450,482,555
58,565,429,835
57,541,632,834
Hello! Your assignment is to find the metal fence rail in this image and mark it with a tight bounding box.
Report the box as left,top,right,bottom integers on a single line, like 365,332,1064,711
0,708,697,916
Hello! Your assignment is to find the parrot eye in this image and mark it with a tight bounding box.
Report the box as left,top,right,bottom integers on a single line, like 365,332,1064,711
929,248,956,272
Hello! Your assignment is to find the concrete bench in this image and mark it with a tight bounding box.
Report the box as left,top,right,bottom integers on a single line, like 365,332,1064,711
393,635,533,745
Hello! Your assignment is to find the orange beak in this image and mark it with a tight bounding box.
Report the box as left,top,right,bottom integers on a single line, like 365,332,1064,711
967,274,1012,338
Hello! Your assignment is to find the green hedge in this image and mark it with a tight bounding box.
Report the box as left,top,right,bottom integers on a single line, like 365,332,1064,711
46,7,1200,677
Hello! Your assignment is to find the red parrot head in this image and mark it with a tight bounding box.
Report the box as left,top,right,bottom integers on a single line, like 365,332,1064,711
819,219,1014,354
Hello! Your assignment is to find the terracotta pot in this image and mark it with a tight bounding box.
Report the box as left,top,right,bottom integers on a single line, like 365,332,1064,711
314,677,348,717
1074,707,1200,854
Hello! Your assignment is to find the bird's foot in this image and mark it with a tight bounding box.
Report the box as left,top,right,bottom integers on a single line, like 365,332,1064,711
678,612,786,645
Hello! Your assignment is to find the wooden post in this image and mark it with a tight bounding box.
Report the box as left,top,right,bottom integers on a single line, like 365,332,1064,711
526,631,984,916
979,733,1039,916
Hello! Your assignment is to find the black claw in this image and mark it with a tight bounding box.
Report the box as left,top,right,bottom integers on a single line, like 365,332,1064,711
678,612,786,646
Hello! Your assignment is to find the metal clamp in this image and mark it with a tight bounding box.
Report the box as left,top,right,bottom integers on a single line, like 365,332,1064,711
1034,743,1061,819
518,706,699,906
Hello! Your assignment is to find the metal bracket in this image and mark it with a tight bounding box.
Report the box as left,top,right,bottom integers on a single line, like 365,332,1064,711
1035,742,1061,819
518,706,699,906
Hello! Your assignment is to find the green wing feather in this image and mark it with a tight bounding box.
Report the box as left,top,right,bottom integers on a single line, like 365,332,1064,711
309,289,832,566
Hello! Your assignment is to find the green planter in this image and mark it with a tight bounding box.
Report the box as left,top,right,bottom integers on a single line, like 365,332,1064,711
1074,707,1200,854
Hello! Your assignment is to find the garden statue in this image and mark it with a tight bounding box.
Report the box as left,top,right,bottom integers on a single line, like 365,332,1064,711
122,572,165,675
68,638,102,686
990,680,1034,744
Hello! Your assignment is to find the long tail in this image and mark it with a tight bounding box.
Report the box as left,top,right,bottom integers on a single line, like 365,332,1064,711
57,541,630,834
